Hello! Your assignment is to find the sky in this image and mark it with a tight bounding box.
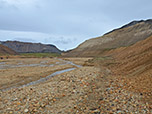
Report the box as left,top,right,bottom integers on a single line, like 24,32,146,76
0,0,152,50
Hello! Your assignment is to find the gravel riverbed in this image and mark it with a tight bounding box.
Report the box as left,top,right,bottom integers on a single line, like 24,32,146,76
0,65,151,114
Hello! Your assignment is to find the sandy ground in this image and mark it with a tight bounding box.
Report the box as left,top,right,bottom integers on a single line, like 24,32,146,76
0,57,151,113
62,57,92,66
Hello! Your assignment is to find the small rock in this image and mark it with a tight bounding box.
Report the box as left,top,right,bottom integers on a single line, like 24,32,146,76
99,97,104,101
111,104,114,106
53,99,56,102
7,108,11,110
73,90,76,93
9,111,13,114
117,110,122,114
93,109,100,113
24,109,29,113
12,98,18,101
41,103,46,108
16,102,21,105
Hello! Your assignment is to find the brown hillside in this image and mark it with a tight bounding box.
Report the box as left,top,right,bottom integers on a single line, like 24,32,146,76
106,36,152,104
0,44,17,55
106,35,152,75
64,19,152,57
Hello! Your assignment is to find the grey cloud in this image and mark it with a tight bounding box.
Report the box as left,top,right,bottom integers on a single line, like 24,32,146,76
53,37,77,44
13,38,36,42
1,0,152,34
43,36,83,50
0,0,152,50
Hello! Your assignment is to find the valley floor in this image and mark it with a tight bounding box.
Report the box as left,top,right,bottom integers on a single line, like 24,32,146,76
0,58,151,113
0,58,78,90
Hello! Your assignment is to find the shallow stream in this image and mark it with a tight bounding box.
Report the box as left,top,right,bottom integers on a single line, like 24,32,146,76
1,59,81,91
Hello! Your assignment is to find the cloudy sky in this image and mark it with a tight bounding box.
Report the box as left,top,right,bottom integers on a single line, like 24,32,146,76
0,0,152,50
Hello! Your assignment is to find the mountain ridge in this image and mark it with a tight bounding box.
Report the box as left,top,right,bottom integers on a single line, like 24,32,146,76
0,41,62,54
64,19,152,57
104,19,152,35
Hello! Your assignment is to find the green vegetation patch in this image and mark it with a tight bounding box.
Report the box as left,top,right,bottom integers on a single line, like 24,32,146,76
20,53,61,58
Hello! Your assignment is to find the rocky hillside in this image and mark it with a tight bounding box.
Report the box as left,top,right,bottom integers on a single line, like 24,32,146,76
105,35,152,104
0,44,18,55
64,19,152,57
0,41,62,54
106,35,152,77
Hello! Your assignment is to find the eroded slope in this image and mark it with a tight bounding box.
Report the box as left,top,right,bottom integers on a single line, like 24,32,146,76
0,44,17,55
105,36,152,104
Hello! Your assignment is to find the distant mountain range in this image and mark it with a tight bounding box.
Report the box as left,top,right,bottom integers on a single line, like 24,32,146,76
0,41,62,54
64,19,152,57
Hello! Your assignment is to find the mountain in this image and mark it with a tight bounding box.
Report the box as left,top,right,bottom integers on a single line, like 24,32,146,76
64,19,152,57
0,41,62,54
0,44,18,55
105,35,152,103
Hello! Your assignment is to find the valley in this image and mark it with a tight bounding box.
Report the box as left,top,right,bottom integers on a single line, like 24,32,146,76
0,19,152,113
0,56,151,113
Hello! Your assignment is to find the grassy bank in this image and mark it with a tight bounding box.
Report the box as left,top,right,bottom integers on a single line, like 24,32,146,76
20,53,61,58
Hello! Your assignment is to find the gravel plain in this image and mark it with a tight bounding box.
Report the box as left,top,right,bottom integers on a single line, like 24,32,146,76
0,58,151,114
